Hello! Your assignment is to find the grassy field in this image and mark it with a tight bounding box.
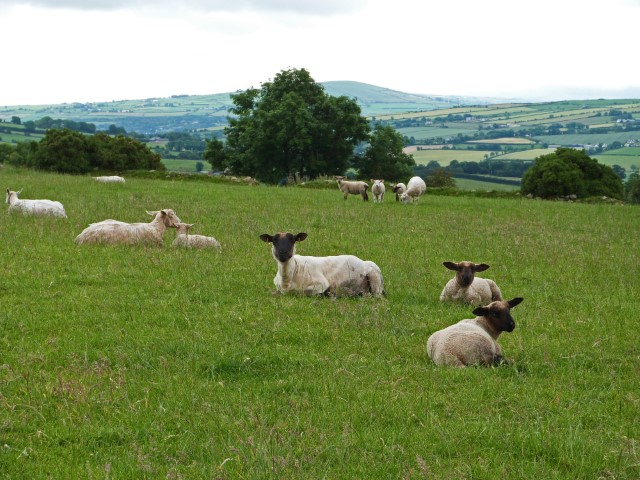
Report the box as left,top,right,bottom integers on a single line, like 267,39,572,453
0,167,639,479
594,147,640,170
411,149,489,166
161,158,206,173
453,177,520,191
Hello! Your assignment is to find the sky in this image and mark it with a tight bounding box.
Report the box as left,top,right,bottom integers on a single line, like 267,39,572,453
1,0,639,106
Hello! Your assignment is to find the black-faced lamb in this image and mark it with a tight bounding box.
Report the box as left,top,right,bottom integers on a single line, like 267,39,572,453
400,176,426,204
172,222,221,249
391,183,406,202
74,209,181,246
427,297,524,367
259,232,384,296
371,179,385,203
336,176,369,201
440,261,503,305
5,188,67,218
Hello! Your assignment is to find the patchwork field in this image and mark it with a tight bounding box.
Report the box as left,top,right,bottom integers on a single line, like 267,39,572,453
1,167,638,478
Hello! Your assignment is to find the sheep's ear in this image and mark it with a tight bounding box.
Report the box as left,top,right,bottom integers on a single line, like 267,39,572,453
472,306,488,316
6,188,9,194
294,232,308,242
17,188,23,194
259,234,273,243
160,210,168,216
508,297,524,309
443,261,459,271
187,223,195,228
146,210,158,216
474,263,490,272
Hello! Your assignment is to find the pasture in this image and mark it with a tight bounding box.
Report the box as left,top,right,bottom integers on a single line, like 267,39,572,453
0,167,639,479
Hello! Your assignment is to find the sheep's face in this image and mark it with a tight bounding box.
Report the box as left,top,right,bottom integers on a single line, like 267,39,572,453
260,232,308,263
6,189,19,205
175,222,194,235
443,261,490,287
400,192,410,204
473,298,524,333
148,209,182,228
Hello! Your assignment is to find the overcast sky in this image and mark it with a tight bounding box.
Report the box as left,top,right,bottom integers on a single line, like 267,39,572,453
1,0,639,105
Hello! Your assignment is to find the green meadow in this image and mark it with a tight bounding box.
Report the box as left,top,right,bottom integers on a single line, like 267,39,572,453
1,167,638,479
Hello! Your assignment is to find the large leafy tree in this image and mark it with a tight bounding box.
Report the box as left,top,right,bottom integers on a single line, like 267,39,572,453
521,147,623,199
352,124,415,181
213,68,369,183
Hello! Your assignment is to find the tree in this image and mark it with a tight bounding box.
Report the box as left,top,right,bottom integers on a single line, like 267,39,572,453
219,68,369,183
195,161,204,173
425,168,456,188
203,138,226,171
625,172,640,204
352,124,415,181
521,148,623,199
34,129,91,173
11,116,21,125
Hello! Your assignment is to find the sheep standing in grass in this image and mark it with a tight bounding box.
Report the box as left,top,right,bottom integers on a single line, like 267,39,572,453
93,176,125,183
440,261,503,305
391,183,406,202
5,188,67,218
259,232,384,296
427,297,523,367
172,222,221,249
399,176,426,204
75,209,181,246
371,179,386,203
336,176,369,201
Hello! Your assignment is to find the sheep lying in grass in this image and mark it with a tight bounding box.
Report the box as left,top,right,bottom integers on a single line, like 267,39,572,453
93,176,125,183
440,261,503,305
5,188,67,218
172,222,221,249
400,176,426,204
75,209,181,246
371,179,385,203
391,183,406,202
427,297,524,367
336,176,369,201
259,232,384,296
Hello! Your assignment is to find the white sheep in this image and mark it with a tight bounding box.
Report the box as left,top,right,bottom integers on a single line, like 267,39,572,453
400,176,426,204
391,183,406,202
259,232,384,296
93,176,125,183
427,297,524,367
439,261,503,305
5,188,67,218
172,222,221,249
336,176,369,201
74,209,181,246
370,179,386,203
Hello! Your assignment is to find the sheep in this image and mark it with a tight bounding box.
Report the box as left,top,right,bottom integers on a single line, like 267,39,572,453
259,232,384,296
5,188,67,218
399,176,426,204
370,179,386,203
74,209,181,246
427,297,524,367
93,176,125,183
439,261,503,305
172,222,221,249
336,176,369,201
391,183,406,202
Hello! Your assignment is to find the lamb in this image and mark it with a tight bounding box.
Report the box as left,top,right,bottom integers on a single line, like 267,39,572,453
93,176,125,183
427,297,524,367
172,222,221,249
259,232,384,296
336,176,369,201
74,209,181,246
439,261,503,305
5,188,67,218
391,183,406,202
371,179,386,203
399,176,427,204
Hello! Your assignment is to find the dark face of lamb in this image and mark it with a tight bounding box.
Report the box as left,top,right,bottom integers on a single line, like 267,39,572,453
259,232,308,262
443,261,490,287
473,298,524,333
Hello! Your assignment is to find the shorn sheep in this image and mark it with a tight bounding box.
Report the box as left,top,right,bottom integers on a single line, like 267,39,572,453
371,179,385,203
75,209,181,246
259,232,384,296
427,297,524,367
391,183,406,202
440,261,503,305
5,188,67,218
399,176,426,204
172,222,221,249
93,176,125,183
336,176,369,201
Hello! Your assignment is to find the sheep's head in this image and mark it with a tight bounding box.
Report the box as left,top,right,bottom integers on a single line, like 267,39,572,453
472,297,524,333
259,232,308,263
6,188,21,205
147,209,182,228
175,222,195,235
443,261,490,287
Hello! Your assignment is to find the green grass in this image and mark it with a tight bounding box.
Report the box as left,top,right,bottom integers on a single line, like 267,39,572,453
0,167,639,478
594,147,640,170
453,177,520,191
161,158,206,172
411,149,489,165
